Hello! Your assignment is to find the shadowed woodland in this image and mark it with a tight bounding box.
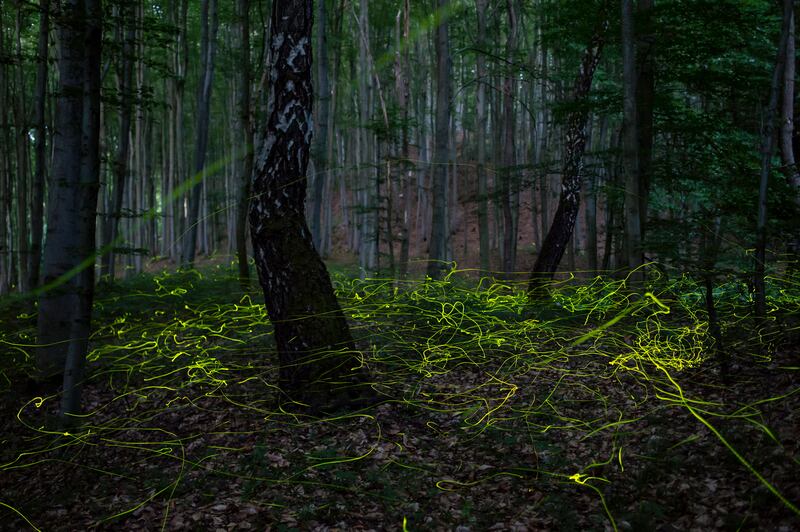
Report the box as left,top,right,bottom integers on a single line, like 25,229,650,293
1,0,799,530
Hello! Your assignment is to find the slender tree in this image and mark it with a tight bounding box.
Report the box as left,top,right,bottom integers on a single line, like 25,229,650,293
427,0,452,279
755,0,793,318
181,0,218,268
30,0,50,290
235,0,253,287
100,1,135,280
500,0,519,278
528,3,609,296
621,0,642,280
475,0,489,273
636,0,655,241
36,0,102,423
250,0,365,410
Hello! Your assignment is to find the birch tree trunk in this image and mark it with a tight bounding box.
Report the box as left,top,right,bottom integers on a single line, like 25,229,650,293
528,5,608,296
250,0,365,411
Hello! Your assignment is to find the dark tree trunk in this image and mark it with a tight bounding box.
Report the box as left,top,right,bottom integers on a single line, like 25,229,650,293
30,0,50,290
250,0,364,411
636,0,655,242
235,0,252,288
755,0,793,319
427,0,451,279
100,1,135,280
181,0,218,268
622,0,642,280
475,0,489,273
37,0,102,423
309,0,329,253
0,1,8,295
501,0,518,278
528,6,609,297
13,1,30,293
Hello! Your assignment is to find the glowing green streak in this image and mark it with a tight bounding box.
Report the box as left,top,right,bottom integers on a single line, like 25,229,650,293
655,363,800,516
0,501,41,532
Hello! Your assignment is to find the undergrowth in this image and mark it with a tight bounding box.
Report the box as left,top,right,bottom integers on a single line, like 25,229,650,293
0,264,798,531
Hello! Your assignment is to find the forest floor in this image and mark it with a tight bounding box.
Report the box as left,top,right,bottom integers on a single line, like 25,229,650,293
1,263,799,531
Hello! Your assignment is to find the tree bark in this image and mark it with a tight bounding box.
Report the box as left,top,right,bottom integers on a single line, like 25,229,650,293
427,0,451,279
30,0,50,291
622,0,642,281
181,0,218,268
250,0,364,410
13,1,30,293
755,0,793,319
501,0,518,278
779,6,800,261
100,1,135,280
236,0,253,288
310,0,329,254
395,0,412,278
636,0,655,242
475,0,489,273
0,1,8,295
36,0,102,423
528,5,609,296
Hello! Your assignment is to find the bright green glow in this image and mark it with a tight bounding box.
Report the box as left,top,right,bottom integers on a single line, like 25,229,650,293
1,264,798,528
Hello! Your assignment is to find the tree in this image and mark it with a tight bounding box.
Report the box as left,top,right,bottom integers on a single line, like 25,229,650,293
181,0,218,269
500,0,519,278
100,0,136,281
528,2,609,296
30,0,50,291
36,0,102,423
621,0,642,279
754,0,793,319
235,0,253,288
475,0,489,273
427,0,452,279
779,1,800,259
250,0,365,410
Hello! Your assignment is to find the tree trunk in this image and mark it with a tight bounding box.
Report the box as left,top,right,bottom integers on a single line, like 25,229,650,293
755,0,793,319
310,0,329,253
250,0,365,411
30,0,50,291
501,0,518,278
528,5,608,296
13,1,30,293
236,0,253,288
779,6,800,259
427,0,451,279
181,0,218,268
622,0,642,281
396,0,412,278
475,0,489,273
100,2,135,281
37,0,102,423
636,0,655,242
0,1,8,295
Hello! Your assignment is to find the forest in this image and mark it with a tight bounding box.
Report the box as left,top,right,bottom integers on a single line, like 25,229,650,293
1,0,799,529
